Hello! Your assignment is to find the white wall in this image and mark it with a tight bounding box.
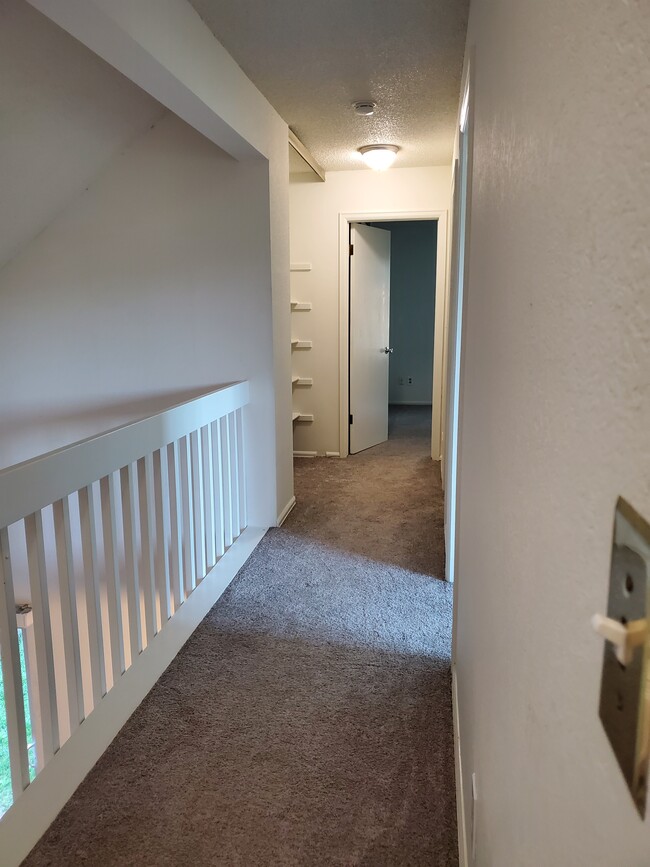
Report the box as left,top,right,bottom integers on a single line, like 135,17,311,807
27,0,294,522
454,2,650,864
289,167,450,456
0,0,164,270
0,112,277,527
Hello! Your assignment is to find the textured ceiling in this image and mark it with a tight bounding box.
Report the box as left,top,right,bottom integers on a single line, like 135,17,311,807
190,0,469,171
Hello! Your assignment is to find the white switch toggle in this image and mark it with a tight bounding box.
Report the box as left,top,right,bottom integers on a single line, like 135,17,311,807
592,613,647,666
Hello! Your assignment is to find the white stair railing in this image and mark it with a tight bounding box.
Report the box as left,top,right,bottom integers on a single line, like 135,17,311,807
0,382,249,817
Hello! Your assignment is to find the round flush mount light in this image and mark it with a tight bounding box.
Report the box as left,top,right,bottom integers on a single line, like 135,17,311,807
358,144,400,171
353,101,377,116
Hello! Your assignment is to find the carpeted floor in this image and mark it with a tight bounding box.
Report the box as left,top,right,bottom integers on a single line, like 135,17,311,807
23,405,457,866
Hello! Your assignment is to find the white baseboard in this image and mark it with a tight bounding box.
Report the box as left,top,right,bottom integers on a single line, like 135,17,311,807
277,495,297,525
453,664,469,867
0,526,266,867
293,451,340,459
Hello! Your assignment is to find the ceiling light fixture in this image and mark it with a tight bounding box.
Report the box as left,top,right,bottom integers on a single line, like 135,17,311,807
358,144,400,171
353,101,376,117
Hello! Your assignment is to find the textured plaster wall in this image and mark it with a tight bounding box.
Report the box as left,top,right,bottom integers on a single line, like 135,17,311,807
454,1,650,864
289,167,450,456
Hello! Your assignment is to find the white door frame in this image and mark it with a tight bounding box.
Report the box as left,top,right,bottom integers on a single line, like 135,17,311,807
338,210,449,460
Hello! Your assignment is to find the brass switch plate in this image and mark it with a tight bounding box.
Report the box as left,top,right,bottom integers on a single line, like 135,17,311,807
599,498,650,816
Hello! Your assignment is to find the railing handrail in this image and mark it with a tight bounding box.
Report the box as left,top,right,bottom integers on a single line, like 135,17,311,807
0,381,249,530
0,375,255,848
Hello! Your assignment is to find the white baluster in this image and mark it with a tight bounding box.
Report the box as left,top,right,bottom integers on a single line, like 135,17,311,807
120,464,143,660
201,425,216,569
221,415,233,549
0,527,30,798
236,408,247,531
99,474,125,683
190,430,206,582
211,420,225,559
78,485,106,706
140,455,157,640
24,511,60,762
228,412,240,539
155,449,172,623
168,441,184,609
52,498,85,732
179,435,196,595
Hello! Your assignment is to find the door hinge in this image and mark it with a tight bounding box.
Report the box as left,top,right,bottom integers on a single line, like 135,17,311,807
349,243,354,256
349,414,353,425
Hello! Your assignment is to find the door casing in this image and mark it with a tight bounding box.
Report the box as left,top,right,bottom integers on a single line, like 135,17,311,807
338,210,449,460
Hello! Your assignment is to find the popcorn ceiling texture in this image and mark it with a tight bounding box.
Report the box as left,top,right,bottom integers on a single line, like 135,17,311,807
190,0,469,169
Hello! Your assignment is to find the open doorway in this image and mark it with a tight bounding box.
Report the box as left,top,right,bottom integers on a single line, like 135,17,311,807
372,220,438,450
349,220,438,455
340,211,448,461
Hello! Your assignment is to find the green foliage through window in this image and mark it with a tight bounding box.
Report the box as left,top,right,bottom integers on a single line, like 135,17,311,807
0,631,36,817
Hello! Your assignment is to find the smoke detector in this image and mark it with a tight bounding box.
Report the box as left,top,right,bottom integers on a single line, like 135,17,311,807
353,101,376,117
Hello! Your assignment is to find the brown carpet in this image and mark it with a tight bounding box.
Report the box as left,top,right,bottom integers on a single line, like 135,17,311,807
22,405,457,866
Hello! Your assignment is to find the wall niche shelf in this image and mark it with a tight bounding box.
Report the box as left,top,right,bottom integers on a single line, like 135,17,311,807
291,301,312,311
292,377,313,387
290,263,312,272
292,413,314,423
291,339,312,350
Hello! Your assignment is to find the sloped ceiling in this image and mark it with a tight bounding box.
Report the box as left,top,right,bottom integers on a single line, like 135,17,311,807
190,0,469,171
0,0,164,270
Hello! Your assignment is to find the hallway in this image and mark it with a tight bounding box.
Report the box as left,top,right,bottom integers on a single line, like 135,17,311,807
23,408,456,866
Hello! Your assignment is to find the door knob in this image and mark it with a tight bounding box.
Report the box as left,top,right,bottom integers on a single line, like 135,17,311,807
382,347,393,354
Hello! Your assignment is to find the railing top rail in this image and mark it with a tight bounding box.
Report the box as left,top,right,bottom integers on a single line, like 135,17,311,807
0,381,249,530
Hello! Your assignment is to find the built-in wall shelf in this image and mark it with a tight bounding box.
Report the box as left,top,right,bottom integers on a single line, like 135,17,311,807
292,412,300,422
291,339,312,350
292,377,313,387
292,413,314,423
291,301,312,311
290,263,312,272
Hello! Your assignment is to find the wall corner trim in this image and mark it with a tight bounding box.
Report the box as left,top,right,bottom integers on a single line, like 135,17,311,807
277,495,297,526
289,130,325,182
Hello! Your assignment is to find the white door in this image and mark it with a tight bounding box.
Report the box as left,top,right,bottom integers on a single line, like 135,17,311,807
349,223,391,454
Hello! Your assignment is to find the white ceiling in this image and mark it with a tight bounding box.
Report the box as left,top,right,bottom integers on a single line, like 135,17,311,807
0,0,164,270
190,0,469,172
